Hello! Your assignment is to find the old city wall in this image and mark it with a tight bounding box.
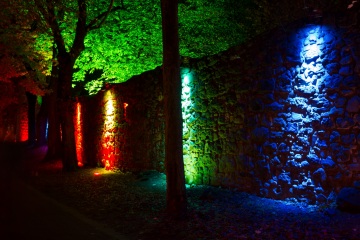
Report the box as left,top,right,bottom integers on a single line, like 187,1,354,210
77,9,360,203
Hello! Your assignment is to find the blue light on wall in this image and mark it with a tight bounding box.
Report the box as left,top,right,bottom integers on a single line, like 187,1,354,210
45,120,49,140
177,19,358,202
296,26,329,94
280,24,341,200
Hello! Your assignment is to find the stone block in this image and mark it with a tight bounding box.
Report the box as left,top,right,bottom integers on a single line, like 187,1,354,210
348,164,360,171
336,187,360,213
324,74,342,88
251,127,269,143
346,96,360,112
324,62,340,75
339,66,353,76
321,157,336,168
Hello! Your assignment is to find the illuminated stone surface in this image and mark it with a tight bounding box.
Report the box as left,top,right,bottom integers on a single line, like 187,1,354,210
76,10,360,204
75,68,165,171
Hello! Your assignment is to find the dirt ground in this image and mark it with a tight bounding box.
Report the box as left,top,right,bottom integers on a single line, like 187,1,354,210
0,143,125,240
16,145,360,239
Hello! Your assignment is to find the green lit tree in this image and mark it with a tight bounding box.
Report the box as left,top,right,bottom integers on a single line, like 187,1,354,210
71,0,252,95
72,0,163,94
0,0,50,144
18,0,125,170
0,0,48,92
35,0,308,97
75,0,337,95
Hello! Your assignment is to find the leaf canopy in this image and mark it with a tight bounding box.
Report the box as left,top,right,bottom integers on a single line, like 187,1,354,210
16,0,349,95
70,0,253,94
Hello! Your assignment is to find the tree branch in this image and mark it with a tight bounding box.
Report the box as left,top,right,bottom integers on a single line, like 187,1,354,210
34,0,49,21
87,1,124,31
70,0,87,58
35,0,66,55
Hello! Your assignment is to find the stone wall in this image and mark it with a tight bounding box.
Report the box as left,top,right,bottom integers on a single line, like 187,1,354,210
181,11,360,203
76,67,165,172
0,83,28,142
76,9,360,203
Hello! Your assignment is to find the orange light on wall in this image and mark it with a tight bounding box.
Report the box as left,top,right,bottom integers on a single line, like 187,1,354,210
74,102,84,167
101,90,118,170
123,102,128,118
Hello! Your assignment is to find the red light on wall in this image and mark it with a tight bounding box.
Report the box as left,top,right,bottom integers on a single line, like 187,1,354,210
19,111,28,142
105,160,111,170
74,102,84,167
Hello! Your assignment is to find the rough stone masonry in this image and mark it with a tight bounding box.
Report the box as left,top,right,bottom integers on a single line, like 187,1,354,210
77,6,360,204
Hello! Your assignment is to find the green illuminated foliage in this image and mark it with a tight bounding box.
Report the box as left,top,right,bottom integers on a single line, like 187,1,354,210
71,0,251,95
178,0,248,58
0,1,48,94
28,0,273,95
73,0,163,94
4,0,348,96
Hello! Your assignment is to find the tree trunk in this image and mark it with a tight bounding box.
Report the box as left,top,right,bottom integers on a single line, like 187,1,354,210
161,0,187,219
57,53,78,171
45,74,62,161
26,92,37,146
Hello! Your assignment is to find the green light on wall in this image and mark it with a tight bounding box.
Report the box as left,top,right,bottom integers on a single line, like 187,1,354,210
182,74,191,133
181,69,201,184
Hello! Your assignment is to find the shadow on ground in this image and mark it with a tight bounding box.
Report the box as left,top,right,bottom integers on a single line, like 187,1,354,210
0,142,126,240
3,144,360,240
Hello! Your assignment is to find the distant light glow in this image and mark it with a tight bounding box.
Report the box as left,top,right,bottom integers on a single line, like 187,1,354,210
348,0,358,8
19,109,28,142
37,96,42,106
94,172,101,176
45,120,49,140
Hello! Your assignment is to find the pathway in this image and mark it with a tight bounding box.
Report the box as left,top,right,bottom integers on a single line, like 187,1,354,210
0,143,127,240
